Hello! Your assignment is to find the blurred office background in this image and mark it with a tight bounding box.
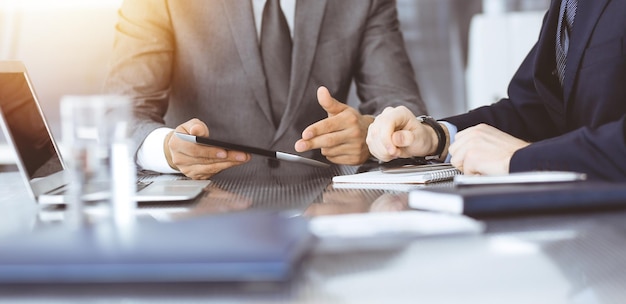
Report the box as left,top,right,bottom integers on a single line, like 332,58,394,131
0,0,549,170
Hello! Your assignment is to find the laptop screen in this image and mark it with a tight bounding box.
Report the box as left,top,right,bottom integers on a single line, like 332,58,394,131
0,68,63,180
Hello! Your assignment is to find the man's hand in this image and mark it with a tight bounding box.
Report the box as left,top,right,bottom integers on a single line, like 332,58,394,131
448,123,529,175
366,106,441,162
294,86,373,165
165,118,250,180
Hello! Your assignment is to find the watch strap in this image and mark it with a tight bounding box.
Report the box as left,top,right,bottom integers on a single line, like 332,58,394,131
416,115,446,159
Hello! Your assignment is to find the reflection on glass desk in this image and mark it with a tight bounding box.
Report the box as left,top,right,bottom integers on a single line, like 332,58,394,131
1,159,626,304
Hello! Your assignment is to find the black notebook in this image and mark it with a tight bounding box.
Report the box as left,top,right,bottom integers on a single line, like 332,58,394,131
409,181,626,217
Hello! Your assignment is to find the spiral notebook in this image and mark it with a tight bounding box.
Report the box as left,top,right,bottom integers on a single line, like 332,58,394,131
332,165,461,184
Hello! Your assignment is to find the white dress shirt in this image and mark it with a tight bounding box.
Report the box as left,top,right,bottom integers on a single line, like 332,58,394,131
137,0,296,173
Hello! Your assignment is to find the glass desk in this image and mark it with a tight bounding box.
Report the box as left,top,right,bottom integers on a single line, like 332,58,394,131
1,159,626,304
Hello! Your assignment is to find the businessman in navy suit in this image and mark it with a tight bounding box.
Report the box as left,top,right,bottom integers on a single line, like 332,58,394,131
367,0,626,181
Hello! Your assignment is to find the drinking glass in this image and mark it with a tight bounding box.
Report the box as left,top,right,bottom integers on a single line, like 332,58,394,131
60,95,136,229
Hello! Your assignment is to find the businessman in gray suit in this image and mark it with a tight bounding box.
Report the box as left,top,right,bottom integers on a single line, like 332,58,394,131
104,0,425,180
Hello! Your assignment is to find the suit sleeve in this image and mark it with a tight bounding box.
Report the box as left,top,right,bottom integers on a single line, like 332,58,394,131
511,118,626,180
353,0,427,116
102,0,174,155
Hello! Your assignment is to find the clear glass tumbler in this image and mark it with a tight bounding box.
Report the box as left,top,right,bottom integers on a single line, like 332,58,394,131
60,95,136,229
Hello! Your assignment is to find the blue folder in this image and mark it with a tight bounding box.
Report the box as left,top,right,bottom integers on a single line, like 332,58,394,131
0,211,313,283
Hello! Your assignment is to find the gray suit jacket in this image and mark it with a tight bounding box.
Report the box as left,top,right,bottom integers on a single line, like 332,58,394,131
104,0,425,162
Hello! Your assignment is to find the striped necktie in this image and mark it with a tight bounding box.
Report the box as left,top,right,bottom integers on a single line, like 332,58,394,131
261,0,292,127
555,0,578,86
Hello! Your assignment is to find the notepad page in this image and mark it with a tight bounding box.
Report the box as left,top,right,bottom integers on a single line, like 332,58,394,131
332,167,462,184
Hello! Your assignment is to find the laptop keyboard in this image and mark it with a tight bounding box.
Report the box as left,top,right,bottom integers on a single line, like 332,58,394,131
135,181,153,192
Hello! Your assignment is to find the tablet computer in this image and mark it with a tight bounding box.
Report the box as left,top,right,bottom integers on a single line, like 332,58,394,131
175,132,330,168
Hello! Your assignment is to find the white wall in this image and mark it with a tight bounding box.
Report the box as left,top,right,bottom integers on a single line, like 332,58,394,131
0,0,121,164
465,8,545,110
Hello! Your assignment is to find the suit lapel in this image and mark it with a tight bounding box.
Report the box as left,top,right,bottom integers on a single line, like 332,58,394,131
532,0,565,119
562,0,611,103
221,0,274,128
274,0,328,140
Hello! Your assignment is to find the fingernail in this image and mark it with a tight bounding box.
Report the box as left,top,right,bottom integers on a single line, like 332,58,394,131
216,152,227,158
295,142,306,151
236,154,246,162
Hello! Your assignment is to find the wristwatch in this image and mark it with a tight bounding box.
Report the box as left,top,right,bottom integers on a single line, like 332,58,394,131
416,115,446,160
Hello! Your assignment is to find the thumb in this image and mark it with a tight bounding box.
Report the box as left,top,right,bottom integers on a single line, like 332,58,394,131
189,123,209,137
317,86,346,116
179,118,210,137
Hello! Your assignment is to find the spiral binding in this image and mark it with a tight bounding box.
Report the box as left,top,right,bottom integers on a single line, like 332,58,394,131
426,168,462,183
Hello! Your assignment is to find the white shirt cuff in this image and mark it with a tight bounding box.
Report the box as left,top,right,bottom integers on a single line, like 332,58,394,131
136,127,180,174
438,121,457,163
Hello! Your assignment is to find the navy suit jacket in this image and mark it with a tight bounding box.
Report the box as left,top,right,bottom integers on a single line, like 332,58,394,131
446,0,626,181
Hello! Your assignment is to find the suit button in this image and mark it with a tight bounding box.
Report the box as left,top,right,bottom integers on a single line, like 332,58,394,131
267,158,280,168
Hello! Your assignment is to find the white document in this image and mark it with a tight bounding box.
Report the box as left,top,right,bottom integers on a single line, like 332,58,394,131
331,182,425,192
309,211,484,252
453,171,586,186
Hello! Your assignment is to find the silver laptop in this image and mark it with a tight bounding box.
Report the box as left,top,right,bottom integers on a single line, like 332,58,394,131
0,61,210,204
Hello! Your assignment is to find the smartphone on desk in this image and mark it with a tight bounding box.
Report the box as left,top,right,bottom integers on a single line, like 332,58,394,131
379,158,454,174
